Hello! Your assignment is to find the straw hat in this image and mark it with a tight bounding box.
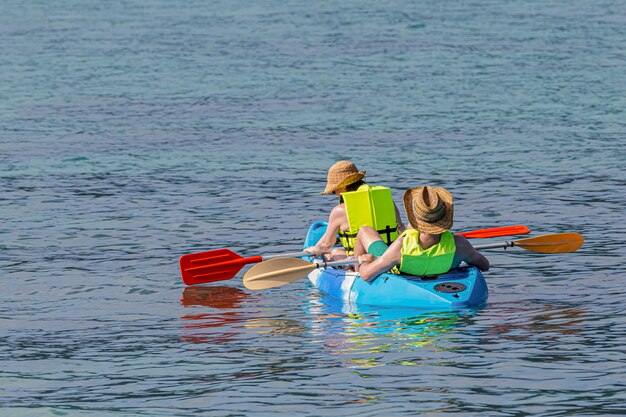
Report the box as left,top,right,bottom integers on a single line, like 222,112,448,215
403,186,454,234
321,161,366,195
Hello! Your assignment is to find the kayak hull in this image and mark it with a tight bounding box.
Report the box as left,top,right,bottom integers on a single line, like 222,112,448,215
304,221,488,309
308,266,488,309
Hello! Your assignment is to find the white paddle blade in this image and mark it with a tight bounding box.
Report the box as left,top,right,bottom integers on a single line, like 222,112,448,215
243,258,318,290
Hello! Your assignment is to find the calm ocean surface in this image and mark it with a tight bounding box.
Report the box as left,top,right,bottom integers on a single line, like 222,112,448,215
1,0,625,415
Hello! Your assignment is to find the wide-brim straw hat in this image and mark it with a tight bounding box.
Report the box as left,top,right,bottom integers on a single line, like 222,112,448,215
403,186,454,234
321,161,366,195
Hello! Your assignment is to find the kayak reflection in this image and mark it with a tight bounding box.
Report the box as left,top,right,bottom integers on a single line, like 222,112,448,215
304,292,480,367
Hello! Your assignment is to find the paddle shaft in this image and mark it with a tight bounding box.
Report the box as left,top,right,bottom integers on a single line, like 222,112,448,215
473,241,516,251
243,257,361,287
275,258,358,276
322,259,361,268
263,251,309,260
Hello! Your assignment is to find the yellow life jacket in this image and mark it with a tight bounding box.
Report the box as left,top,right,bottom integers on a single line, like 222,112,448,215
338,184,398,254
399,229,456,276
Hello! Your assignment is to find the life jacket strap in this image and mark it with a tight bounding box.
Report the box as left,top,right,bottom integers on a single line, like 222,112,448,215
338,225,398,244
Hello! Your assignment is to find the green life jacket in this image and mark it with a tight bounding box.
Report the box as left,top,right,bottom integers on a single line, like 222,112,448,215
338,184,399,254
399,229,456,276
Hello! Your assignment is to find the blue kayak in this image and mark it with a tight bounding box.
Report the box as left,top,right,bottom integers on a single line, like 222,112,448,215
303,222,488,309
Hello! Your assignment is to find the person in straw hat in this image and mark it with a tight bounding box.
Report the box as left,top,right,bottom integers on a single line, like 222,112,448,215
305,160,405,261
354,185,489,281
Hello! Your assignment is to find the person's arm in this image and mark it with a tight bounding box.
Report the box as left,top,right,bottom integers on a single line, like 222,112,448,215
304,205,346,255
453,235,490,271
393,203,406,234
357,238,403,281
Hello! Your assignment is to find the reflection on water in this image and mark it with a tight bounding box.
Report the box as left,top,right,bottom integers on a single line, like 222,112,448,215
304,292,478,368
179,286,310,343
178,285,593,370
243,318,309,335
179,285,252,344
486,303,588,340
475,302,592,367
180,285,248,309
173,264,614,415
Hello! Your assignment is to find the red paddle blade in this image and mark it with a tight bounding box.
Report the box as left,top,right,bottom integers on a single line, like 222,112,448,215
179,249,261,286
460,225,530,239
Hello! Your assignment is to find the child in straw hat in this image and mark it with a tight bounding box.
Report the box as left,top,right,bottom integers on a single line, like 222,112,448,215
305,160,405,261
354,185,489,281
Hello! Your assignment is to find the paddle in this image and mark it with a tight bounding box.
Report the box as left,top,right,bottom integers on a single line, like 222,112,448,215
243,233,584,290
473,232,583,253
180,249,309,286
180,224,530,285
459,224,529,239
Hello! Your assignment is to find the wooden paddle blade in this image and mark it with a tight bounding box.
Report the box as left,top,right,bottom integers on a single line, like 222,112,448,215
460,225,531,239
514,233,584,253
180,249,261,285
243,258,318,290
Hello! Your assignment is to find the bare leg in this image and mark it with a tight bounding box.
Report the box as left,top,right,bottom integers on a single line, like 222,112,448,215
354,226,384,257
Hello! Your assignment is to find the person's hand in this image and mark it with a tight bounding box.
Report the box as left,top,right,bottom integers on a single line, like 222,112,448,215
358,254,375,265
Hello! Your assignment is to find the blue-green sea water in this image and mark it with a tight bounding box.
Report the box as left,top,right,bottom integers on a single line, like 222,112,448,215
1,0,625,416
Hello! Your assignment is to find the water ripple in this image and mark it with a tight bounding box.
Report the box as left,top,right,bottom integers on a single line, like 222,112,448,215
2,0,625,415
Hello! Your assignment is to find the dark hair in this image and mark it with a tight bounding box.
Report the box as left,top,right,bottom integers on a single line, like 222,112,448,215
339,180,366,203
346,180,365,192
